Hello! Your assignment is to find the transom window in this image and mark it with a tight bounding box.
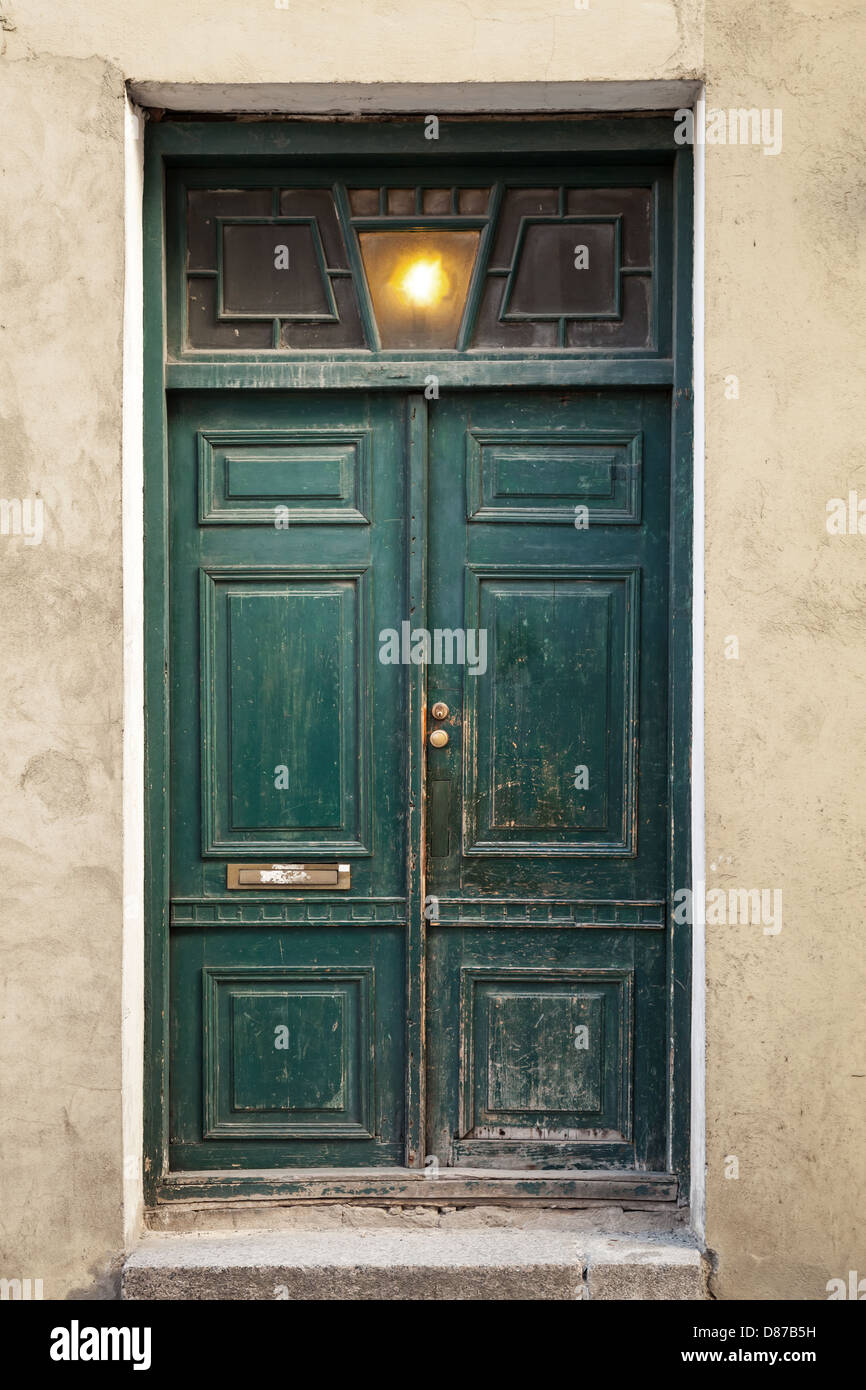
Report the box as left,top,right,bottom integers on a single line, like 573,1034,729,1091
177,176,660,355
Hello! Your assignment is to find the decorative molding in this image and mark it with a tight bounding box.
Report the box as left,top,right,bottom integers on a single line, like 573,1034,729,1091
171,898,406,926
466,426,642,525
432,899,664,929
199,565,372,858
202,965,375,1140
462,565,639,857
197,427,371,525
458,966,633,1145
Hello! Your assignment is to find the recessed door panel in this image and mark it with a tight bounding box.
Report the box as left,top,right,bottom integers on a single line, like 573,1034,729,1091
464,568,637,854
201,570,369,853
203,967,373,1137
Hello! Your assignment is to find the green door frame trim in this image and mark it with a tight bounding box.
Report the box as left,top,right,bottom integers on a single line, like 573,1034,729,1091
143,115,694,1207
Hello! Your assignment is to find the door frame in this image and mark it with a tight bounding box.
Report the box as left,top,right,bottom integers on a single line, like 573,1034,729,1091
142,115,694,1207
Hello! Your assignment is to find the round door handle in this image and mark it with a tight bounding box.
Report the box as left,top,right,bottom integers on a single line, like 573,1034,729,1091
431,702,449,720
428,729,449,748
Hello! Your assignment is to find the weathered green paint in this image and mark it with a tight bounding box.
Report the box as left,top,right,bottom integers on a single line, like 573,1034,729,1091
425,390,671,1172
143,127,171,1204
156,1169,678,1205
143,119,693,1205
166,358,676,390
404,394,429,1167
667,146,694,1182
169,392,407,1167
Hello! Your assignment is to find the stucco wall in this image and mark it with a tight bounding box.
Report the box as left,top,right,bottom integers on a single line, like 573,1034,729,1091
0,0,863,1299
702,0,866,1300
0,49,127,1296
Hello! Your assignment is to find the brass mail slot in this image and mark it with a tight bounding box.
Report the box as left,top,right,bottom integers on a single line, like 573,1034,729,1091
227,863,351,890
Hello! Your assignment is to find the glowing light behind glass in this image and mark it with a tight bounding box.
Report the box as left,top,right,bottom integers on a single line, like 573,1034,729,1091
358,229,480,348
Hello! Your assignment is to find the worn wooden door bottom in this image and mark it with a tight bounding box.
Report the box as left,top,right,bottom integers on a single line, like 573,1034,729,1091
152,1168,678,1207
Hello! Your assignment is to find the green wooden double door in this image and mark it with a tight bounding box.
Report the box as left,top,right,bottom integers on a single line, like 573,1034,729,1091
168,385,671,1174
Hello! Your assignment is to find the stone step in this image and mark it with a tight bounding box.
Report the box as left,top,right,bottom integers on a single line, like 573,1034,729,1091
123,1228,706,1300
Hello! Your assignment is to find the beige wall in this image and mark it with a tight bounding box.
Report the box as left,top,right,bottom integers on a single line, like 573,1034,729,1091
703,0,866,1300
0,50,127,1297
0,0,862,1299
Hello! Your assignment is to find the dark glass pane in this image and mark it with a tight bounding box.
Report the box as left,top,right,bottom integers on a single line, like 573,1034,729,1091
566,188,652,266
280,277,366,349
472,279,558,349
187,279,273,349
387,188,415,215
476,184,655,349
422,188,452,214
490,188,558,266
565,276,652,349
458,188,490,214
222,223,332,318
348,188,380,215
507,222,617,318
279,189,349,268
187,189,272,271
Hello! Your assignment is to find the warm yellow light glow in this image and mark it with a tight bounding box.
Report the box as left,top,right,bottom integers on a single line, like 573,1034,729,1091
358,229,480,348
397,256,449,307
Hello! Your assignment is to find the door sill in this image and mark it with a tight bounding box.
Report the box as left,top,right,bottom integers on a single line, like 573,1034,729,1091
124,1225,707,1300
154,1168,678,1207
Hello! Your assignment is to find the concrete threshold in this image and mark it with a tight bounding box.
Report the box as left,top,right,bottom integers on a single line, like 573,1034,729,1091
123,1221,707,1300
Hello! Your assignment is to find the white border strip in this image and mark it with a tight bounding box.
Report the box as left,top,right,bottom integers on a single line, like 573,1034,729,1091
689,88,707,1242
121,96,145,1248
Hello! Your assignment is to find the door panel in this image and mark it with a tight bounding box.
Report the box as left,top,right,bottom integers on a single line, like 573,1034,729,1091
464,568,637,854
202,569,370,853
425,390,671,1171
168,392,406,1168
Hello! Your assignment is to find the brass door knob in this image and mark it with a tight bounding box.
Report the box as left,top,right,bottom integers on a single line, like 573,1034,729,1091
428,729,449,748
431,702,449,720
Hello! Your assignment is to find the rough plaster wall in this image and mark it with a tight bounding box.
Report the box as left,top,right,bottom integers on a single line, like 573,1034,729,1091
0,0,862,1302
4,0,702,83
703,2,866,1299
0,51,127,1297
0,0,704,1300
